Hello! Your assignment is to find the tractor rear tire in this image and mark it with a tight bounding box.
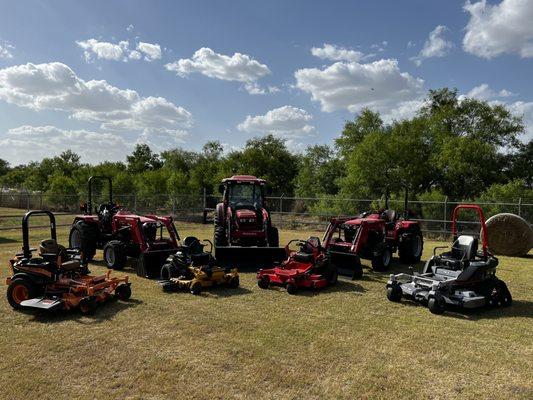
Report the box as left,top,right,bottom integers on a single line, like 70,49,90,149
103,241,127,270
7,277,37,309
268,226,279,247
371,248,392,271
399,230,423,264
115,284,132,301
160,263,179,280
69,221,98,261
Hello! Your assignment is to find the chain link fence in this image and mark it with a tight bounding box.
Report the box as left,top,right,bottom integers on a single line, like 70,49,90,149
0,190,531,238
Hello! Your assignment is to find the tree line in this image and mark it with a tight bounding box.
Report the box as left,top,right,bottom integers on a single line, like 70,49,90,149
0,88,531,215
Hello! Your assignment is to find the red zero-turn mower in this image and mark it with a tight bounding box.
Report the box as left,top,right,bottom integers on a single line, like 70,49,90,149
386,205,512,315
322,189,423,277
213,175,286,268
69,176,180,278
256,237,338,294
6,211,131,314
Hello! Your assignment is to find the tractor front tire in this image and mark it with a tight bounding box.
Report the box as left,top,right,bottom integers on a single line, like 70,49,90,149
399,230,424,264
268,226,279,247
326,264,338,285
115,284,132,301
371,248,392,271
103,241,127,270
351,257,363,280
7,277,37,309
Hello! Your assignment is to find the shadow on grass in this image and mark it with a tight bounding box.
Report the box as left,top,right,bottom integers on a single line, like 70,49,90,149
441,299,533,320
266,278,366,297
27,297,143,324
0,236,18,244
161,286,254,298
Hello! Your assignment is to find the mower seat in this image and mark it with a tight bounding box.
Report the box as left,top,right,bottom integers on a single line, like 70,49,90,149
60,260,81,271
293,252,314,263
442,235,478,261
39,239,68,263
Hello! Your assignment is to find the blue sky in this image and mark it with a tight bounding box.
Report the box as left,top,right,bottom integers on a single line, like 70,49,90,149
0,0,532,165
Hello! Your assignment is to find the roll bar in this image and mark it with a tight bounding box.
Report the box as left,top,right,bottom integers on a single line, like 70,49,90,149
22,210,56,259
451,205,488,254
87,176,113,215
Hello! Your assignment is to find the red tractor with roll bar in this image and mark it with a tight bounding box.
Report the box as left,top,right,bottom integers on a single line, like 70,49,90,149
213,175,285,268
322,189,423,278
69,176,180,278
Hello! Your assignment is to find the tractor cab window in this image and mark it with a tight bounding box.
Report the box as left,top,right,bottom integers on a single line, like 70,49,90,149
228,184,263,208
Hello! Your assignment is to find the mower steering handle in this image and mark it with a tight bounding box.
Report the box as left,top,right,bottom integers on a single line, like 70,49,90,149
202,239,214,254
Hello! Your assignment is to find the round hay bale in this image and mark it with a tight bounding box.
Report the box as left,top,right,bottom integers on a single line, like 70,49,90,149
483,213,533,256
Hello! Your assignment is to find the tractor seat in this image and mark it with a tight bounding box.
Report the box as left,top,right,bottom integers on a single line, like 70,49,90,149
382,209,397,223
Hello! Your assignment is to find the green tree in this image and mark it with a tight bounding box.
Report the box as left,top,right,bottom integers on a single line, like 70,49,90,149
127,144,162,174
0,159,9,177
45,174,79,210
335,108,384,159
295,145,343,198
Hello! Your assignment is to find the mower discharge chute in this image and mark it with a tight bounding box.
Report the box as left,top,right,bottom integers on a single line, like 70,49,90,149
6,211,131,314
159,237,239,295
256,237,338,295
213,175,285,268
69,176,180,278
386,205,512,315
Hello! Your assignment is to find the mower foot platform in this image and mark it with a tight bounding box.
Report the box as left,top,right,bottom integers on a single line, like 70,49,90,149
20,297,63,310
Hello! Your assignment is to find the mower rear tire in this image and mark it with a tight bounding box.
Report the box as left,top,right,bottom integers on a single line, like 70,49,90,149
103,241,127,270
228,276,240,288
79,297,97,315
371,248,392,271
286,283,298,295
258,276,269,289
160,263,179,280
190,281,202,295
268,226,279,247
399,230,423,264
428,297,445,315
490,279,512,307
387,284,402,302
115,284,132,301
7,277,37,309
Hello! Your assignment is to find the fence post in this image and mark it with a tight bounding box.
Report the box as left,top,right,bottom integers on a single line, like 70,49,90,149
203,187,207,211
172,197,176,216
134,194,137,212
443,196,448,236
26,190,30,211
279,194,284,225
40,191,43,209
0,187,3,207
518,197,522,216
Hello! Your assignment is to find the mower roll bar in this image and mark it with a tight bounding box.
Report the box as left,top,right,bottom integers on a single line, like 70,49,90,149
22,210,56,259
86,176,113,216
451,205,488,255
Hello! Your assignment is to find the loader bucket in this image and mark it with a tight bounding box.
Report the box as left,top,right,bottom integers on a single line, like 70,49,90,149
214,246,287,270
328,250,362,276
136,249,176,279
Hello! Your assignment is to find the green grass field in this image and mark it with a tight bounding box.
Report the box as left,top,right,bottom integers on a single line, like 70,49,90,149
0,210,532,399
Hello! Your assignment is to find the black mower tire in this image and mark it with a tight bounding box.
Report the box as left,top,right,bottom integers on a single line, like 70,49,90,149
69,221,98,261
286,283,298,295
160,263,179,280
258,276,269,289
399,230,424,264
371,247,392,271
268,226,279,247
228,276,240,289
386,284,402,302
190,281,203,295
115,284,132,301
79,297,97,315
428,297,445,315
103,241,127,270
7,277,37,309
489,279,513,307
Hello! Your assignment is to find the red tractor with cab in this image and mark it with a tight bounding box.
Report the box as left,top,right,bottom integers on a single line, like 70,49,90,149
323,190,423,277
69,176,180,278
213,175,285,267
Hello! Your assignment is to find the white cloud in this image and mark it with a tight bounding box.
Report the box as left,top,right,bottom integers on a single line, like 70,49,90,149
243,82,280,95
165,47,270,82
508,101,533,141
463,0,533,58
0,40,14,59
136,128,188,151
237,105,315,138
137,42,161,61
126,24,135,32
311,44,364,62
295,58,424,114
129,50,142,60
411,25,453,66
76,39,130,62
2,125,132,163
462,83,516,100
0,62,192,133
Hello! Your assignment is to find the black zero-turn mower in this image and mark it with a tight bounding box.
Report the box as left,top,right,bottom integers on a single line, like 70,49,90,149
5,211,131,314
159,237,239,295
386,205,512,315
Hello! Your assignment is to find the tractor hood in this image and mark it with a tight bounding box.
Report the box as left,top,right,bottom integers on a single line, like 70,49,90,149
235,209,257,220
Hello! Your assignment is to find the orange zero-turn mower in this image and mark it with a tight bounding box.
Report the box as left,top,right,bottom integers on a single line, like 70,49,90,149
5,210,131,314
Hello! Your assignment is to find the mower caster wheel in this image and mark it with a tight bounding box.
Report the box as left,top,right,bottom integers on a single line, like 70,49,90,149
286,283,298,295
190,282,202,295
386,285,402,302
428,297,445,315
115,284,132,301
228,276,240,289
258,277,269,289
79,297,97,315
352,268,363,280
